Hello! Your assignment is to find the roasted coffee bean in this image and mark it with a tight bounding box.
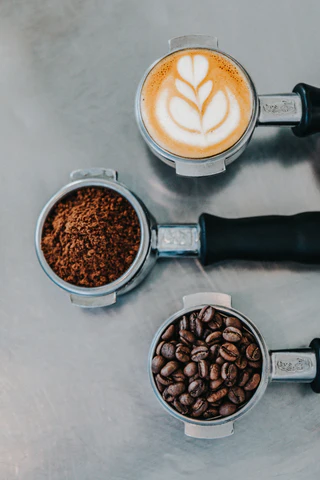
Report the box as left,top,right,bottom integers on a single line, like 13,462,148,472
180,330,196,346
208,312,223,330
191,345,209,362
198,359,209,378
156,374,173,386
209,377,225,391
179,315,189,331
221,363,238,386
228,386,245,405
155,376,165,393
189,313,198,333
220,343,239,362
161,324,176,341
167,382,186,397
207,387,228,403
209,363,221,381
248,360,262,369
246,344,261,362
244,373,261,391
223,327,242,343
238,370,250,387
209,345,220,361
203,407,219,419
156,340,165,356
195,339,207,346
175,344,190,363
188,379,206,397
169,340,177,345
219,401,237,417
184,362,198,377
191,398,208,417
163,388,174,403
189,373,200,383
225,316,242,330
205,331,223,345
195,317,204,338
161,342,176,360
173,398,189,415
206,397,222,407
179,393,194,406
198,305,215,323
152,355,167,374
160,361,179,377
235,355,248,370
172,369,186,383
216,356,225,365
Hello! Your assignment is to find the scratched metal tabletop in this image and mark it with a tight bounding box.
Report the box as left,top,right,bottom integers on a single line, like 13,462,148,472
1,1,320,479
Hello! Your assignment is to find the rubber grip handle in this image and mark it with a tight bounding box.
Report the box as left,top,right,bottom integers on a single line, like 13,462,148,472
292,83,320,137
199,212,320,266
310,338,320,393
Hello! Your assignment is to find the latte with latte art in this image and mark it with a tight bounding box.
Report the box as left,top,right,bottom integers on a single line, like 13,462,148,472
140,49,253,159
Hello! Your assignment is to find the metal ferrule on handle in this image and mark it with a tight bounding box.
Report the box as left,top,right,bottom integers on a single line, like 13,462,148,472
156,224,200,257
258,94,302,126
270,349,317,383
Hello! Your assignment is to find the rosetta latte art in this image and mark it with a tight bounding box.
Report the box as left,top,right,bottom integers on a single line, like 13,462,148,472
141,49,253,159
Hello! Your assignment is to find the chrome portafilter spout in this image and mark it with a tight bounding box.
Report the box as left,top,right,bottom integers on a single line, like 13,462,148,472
36,169,320,307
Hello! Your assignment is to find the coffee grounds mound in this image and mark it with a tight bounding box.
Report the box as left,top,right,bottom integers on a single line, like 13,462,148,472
41,187,141,287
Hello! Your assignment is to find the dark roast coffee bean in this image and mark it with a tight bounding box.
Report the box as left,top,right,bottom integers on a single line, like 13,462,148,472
235,355,248,370
203,408,219,419
152,355,167,374
221,363,238,386
179,393,194,406
207,387,228,403
205,331,222,345
179,315,189,331
189,373,200,383
161,342,176,360
220,343,239,362
219,401,237,417
209,378,225,391
167,382,186,397
198,305,215,323
244,373,261,391
195,339,207,346
208,312,223,330
205,397,222,407
172,369,186,383
248,360,262,369
210,345,220,361
198,359,209,378
155,376,165,393
161,361,179,377
163,388,174,403
246,343,261,362
156,374,173,386
188,379,206,398
180,330,196,346
184,362,198,377
173,398,189,415
175,344,190,363
191,345,209,362
223,327,242,343
228,386,245,405
191,398,208,417
169,340,177,345
195,318,204,338
216,356,225,365
209,363,221,381
161,324,176,341
156,340,165,356
225,317,242,330
238,370,250,387
189,313,198,333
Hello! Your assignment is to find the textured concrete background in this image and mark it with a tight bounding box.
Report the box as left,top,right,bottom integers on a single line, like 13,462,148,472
1,1,320,478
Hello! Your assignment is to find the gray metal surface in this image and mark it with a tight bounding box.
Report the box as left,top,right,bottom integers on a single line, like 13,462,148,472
0,0,320,479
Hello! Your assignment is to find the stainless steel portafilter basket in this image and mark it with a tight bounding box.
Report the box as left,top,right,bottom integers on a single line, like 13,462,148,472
136,35,320,177
35,168,320,308
148,292,320,439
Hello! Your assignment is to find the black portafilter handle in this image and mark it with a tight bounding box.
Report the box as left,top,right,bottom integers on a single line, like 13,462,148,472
310,338,320,393
199,212,320,266
292,83,320,137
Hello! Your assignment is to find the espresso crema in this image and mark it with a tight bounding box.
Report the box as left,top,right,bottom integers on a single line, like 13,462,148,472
141,49,253,159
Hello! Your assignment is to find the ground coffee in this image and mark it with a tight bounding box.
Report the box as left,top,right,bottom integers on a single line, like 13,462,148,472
41,187,141,287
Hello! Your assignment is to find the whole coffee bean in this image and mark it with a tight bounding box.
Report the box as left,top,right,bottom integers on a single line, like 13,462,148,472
169,340,177,345
220,343,239,362
203,408,219,419
195,339,207,346
175,344,190,363
161,342,176,360
208,312,223,330
238,370,250,387
191,398,208,417
179,315,189,331
216,356,225,365
156,340,165,356
198,305,215,323
206,397,222,407
246,344,261,362
163,388,174,403
179,393,194,406
225,316,242,330
172,369,186,383
209,344,220,361
244,332,256,343
180,330,196,346
189,373,200,383
195,318,204,338
188,379,206,398
205,331,223,346
191,345,209,362
155,376,165,393
235,355,248,370
184,362,198,377
167,382,186,397
209,377,225,391
228,386,245,405
161,361,179,377
198,359,209,378
223,327,242,343
156,374,173,386
173,398,189,415
219,401,238,417
248,360,262,369
221,363,238,386
244,373,261,391
209,363,221,381
189,313,198,333
152,355,167,374
162,324,176,341
207,387,228,403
